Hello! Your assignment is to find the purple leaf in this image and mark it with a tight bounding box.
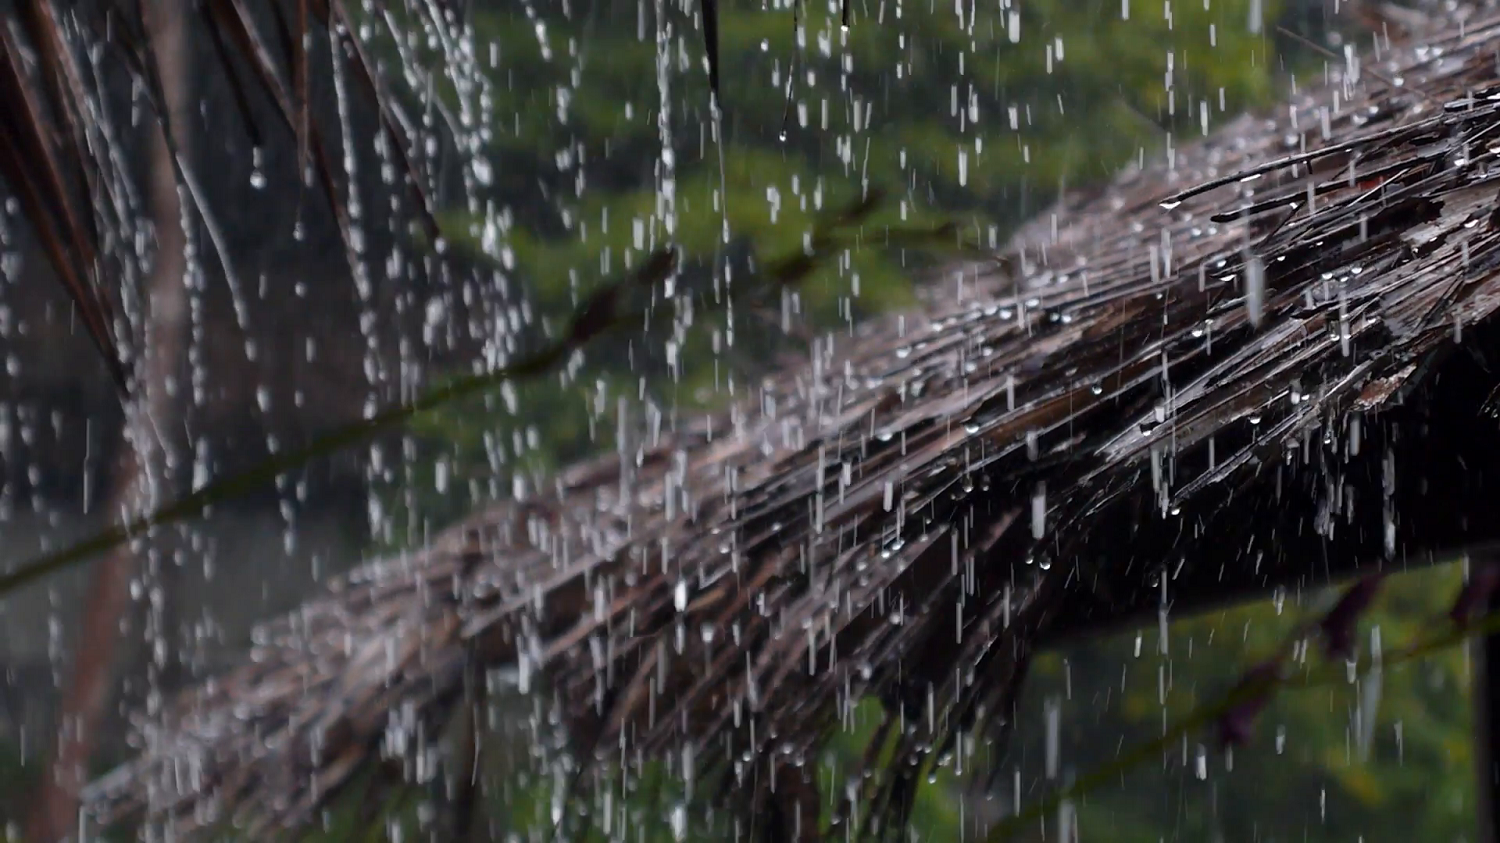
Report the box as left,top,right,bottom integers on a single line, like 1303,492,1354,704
1318,574,1384,660
1451,559,1500,627
1218,660,1283,748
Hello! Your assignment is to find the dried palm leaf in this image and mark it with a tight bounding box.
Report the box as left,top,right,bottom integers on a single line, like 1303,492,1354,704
0,0,440,392
85,3,1500,841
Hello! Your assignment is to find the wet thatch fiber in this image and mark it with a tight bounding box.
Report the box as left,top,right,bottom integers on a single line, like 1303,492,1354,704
0,0,440,393
85,3,1500,840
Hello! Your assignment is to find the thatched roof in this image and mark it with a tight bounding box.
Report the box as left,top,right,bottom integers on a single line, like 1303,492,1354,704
84,2,1500,839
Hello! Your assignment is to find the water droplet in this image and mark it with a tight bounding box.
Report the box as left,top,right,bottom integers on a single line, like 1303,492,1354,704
1245,254,1266,327
1031,483,1047,539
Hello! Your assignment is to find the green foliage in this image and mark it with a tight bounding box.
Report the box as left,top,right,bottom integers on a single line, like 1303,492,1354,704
1015,564,1478,842
435,566,1480,842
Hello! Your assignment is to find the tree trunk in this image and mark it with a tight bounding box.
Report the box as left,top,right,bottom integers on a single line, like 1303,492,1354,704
26,2,190,839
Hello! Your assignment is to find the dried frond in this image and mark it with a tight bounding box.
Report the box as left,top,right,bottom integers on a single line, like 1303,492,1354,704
85,3,1500,840
0,0,439,391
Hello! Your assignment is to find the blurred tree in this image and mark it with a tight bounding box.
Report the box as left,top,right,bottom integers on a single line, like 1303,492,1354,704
1012,564,1477,842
